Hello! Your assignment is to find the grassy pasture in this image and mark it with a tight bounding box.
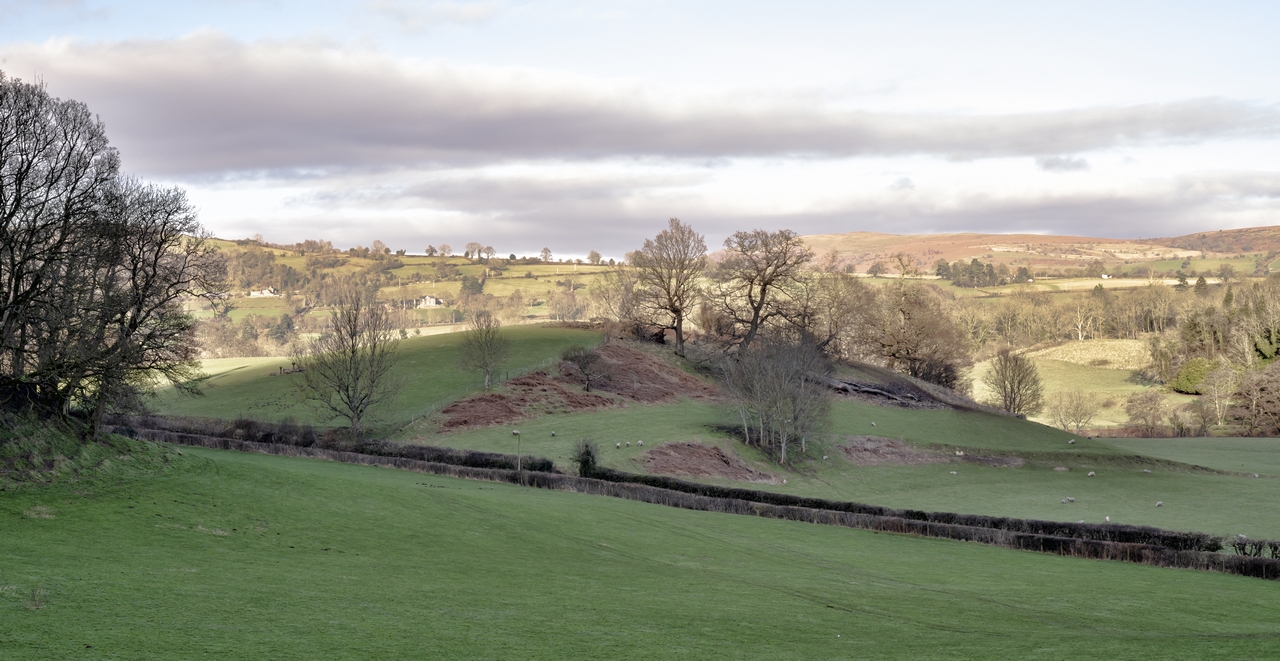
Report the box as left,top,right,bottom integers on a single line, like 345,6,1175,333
5,447,1280,659
153,325,601,428
1105,438,1280,476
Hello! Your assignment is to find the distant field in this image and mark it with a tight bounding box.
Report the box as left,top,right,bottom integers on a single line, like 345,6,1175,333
155,325,600,428
1106,438,1280,476
5,447,1280,659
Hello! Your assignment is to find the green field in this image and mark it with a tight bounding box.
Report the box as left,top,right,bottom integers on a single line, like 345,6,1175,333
1106,437,1280,476
5,446,1280,659
154,325,601,429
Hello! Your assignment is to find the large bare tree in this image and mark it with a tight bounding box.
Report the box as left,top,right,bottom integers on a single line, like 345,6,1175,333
294,287,400,441
711,228,812,352
982,349,1045,416
632,218,707,357
460,310,509,391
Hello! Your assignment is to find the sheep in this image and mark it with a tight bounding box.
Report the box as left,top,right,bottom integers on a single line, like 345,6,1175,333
1068,439,1075,445
616,443,621,449
1143,469,1151,473
512,430,520,436
1105,516,1111,522
871,422,877,427
626,441,631,447
949,471,958,475
1078,520,1085,524
637,440,643,446
1067,497,1075,502
1061,499,1067,504
550,431,556,437
955,450,965,456
1155,501,1163,507
782,479,787,484
822,455,829,460
1087,471,1096,477
1255,473,1261,478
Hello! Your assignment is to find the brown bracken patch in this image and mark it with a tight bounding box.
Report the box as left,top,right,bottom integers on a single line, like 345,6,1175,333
840,436,948,466
438,372,619,430
642,442,778,483
582,343,720,403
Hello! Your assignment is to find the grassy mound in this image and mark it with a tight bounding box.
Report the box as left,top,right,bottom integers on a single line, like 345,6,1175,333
0,417,184,490
4,447,1280,658
153,325,602,428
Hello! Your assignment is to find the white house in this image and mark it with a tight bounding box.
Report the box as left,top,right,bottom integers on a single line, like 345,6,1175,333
418,295,443,308
247,287,279,298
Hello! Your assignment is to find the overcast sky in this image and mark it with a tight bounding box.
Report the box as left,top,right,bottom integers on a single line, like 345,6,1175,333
3,1,1278,257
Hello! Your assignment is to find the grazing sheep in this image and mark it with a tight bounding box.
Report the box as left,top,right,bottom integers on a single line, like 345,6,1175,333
1105,516,1111,522
626,441,631,447
1068,439,1075,445
1143,469,1151,473
1078,520,1085,523
616,443,621,449
512,430,520,436
550,431,556,437
955,450,965,456
637,440,643,446
1255,474,1261,478
822,455,829,460
1061,499,1067,504
1067,497,1075,502
1156,501,1163,507
782,479,787,484
949,471,958,475
1087,471,1096,477
871,422,876,427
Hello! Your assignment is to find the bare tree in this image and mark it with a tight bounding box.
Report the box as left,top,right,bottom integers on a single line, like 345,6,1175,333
1047,389,1103,434
438,243,453,257
890,252,919,278
1125,390,1168,437
711,228,812,352
460,310,509,391
848,282,969,388
561,345,610,391
540,247,553,262
1199,363,1237,427
867,261,887,278
587,250,602,265
464,242,484,260
483,246,496,261
720,337,830,464
982,349,1044,416
633,218,707,357
294,287,400,441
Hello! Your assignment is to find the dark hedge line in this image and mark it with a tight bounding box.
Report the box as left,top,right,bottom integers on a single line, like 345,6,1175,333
135,432,1280,581
108,415,556,473
581,466,1225,552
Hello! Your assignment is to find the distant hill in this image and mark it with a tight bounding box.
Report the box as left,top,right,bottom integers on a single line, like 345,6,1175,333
801,226,1280,274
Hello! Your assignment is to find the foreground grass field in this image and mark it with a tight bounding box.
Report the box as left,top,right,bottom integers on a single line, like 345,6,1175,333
154,325,601,429
5,447,1280,659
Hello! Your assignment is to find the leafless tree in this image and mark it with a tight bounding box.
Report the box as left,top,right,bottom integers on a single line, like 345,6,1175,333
890,252,919,278
561,345,610,391
711,228,812,352
848,282,969,388
720,337,830,464
1199,363,1238,427
293,287,400,441
1047,388,1103,434
1125,390,1169,437
460,310,509,391
867,261,888,278
438,244,453,257
464,242,484,260
540,247,553,262
632,218,707,357
587,250,602,265
483,246,496,261
982,349,1045,416
1230,364,1280,436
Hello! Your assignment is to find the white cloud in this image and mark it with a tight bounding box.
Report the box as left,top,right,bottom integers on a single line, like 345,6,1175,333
367,1,499,32
4,33,1278,177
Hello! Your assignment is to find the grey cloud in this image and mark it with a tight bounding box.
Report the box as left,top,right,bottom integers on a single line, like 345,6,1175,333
1036,155,1090,172
5,34,1279,177
216,169,1280,257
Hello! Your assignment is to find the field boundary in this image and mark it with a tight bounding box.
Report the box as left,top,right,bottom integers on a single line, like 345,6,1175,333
141,430,1280,581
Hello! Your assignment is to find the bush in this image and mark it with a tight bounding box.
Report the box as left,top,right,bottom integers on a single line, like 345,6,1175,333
1170,357,1214,394
572,440,599,477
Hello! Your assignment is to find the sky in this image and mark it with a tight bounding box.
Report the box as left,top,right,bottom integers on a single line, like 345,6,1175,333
2,1,1279,258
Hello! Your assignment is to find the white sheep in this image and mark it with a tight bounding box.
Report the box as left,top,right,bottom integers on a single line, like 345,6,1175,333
616,442,621,449
626,441,631,447
637,440,643,446
871,422,876,427
1068,439,1075,445
1155,501,1163,507
949,471,958,475
822,455,829,460
1061,499,1067,504
782,479,787,484
512,430,520,436
1105,516,1111,522
550,431,556,437
1067,497,1075,502
1143,469,1151,474
1087,471,1096,477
